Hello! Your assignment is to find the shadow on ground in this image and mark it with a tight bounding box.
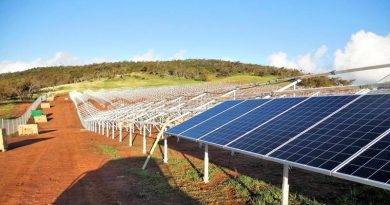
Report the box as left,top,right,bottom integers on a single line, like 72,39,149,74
54,157,200,205
8,137,53,150
38,129,57,134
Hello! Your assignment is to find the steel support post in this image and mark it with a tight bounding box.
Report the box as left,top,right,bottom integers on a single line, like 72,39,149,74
204,144,209,183
98,121,101,134
163,135,168,163
119,123,122,142
281,164,289,205
102,122,105,135
129,124,133,147
143,124,146,154
112,122,115,139
149,124,152,137
198,142,202,148
106,122,109,137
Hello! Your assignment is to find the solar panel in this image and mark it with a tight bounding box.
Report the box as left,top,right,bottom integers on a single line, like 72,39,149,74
178,99,270,139
270,94,390,171
227,95,358,155
336,133,390,185
165,100,243,135
198,98,305,145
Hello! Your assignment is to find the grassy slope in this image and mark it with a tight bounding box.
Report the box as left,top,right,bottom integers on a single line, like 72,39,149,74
47,73,279,93
1,73,278,118
0,103,15,118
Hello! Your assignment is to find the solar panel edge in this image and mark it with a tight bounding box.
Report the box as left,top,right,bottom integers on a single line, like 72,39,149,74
266,95,362,157
179,99,271,140
165,100,243,135
197,98,307,146
196,98,275,141
175,99,246,135
331,128,390,173
226,145,334,176
332,171,390,191
223,96,313,148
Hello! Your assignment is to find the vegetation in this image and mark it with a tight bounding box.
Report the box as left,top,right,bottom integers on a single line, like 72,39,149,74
96,144,120,159
298,76,352,87
0,59,351,100
0,103,15,118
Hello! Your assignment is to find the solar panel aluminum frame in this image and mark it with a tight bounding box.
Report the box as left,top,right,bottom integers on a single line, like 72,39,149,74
221,96,312,147
195,98,276,141
175,99,272,140
330,128,390,190
332,171,390,191
164,93,390,191
165,100,245,136
265,94,364,157
331,128,390,173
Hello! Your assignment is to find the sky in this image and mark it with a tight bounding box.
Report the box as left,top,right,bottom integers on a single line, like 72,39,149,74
1,0,390,82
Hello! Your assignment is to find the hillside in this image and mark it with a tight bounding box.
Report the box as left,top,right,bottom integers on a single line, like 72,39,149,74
0,59,351,100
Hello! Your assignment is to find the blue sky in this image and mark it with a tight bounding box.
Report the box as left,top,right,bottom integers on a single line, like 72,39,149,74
0,0,390,77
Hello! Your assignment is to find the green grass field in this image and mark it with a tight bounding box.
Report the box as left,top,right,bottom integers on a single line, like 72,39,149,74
46,73,279,94
0,103,15,118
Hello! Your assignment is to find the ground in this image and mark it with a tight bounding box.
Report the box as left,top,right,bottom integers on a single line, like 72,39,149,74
0,101,31,119
0,95,389,205
44,73,278,94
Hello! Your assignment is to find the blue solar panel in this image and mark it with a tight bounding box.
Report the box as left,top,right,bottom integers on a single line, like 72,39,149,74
228,95,358,155
336,133,390,184
165,100,243,135
270,94,390,171
179,99,269,139
199,97,305,145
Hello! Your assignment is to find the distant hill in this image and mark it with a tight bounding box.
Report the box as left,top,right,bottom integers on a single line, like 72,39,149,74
0,59,351,100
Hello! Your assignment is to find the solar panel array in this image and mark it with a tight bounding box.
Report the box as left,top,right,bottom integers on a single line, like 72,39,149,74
335,133,390,187
165,94,390,190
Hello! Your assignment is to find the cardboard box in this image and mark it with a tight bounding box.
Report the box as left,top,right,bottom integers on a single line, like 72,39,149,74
18,124,38,136
41,103,51,109
34,115,47,123
47,96,55,102
0,128,6,152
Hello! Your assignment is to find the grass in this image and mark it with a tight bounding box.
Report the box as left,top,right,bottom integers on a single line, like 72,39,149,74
0,103,15,118
44,73,280,94
127,168,176,197
163,155,322,205
0,99,35,119
96,144,120,159
211,74,278,84
48,73,200,94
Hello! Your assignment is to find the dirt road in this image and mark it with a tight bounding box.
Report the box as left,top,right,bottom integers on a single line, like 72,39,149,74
0,96,189,205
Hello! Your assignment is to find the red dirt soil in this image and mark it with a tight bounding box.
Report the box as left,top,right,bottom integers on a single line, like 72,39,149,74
0,96,188,205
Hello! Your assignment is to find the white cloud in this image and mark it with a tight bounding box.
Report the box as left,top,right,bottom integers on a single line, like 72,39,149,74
267,50,322,73
315,45,328,59
128,49,161,62
267,52,298,69
171,49,187,60
334,30,390,83
221,57,237,62
267,30,390,83
0,52,85,73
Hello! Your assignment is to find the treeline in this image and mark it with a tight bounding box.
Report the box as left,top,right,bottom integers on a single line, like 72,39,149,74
0,59,351,100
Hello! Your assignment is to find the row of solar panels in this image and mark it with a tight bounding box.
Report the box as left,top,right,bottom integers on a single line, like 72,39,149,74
165,94,390,190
